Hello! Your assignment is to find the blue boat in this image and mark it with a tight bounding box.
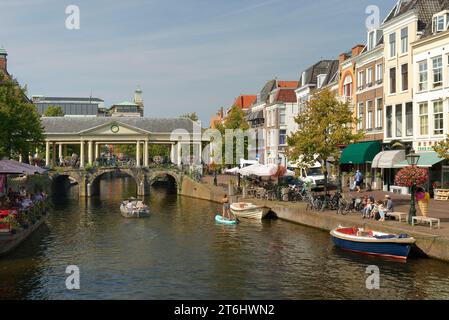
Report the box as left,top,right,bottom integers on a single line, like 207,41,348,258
330,227,415,260
215,215,238,225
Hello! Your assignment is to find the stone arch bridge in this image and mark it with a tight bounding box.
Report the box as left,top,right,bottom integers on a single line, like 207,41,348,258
49,167,183,197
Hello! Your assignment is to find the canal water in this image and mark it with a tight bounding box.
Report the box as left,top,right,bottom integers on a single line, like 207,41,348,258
1,175,449,300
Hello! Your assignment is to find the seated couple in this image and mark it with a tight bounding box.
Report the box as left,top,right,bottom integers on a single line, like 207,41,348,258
362,195,394,222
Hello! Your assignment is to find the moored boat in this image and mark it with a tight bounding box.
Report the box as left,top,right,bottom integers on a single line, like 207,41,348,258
330,227,416,260
120,199,150,218
230,202,270,220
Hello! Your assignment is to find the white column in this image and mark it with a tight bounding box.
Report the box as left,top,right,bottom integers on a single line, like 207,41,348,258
58,144,63,164
52,142,56,166
170,144,175,164
177,142,182,166
95,143,100,160
144,140,149,167
196,142,202,164
88,141,93,165
45,141,50,166
80,141,85,168
136,141,141,167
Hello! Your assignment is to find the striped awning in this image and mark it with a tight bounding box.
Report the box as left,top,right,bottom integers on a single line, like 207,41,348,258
372,150,405,169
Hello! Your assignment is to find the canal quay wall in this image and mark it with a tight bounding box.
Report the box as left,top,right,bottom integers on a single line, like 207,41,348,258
182,177,449,263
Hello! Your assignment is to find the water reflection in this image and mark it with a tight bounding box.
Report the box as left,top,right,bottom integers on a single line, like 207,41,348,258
1,175,449,300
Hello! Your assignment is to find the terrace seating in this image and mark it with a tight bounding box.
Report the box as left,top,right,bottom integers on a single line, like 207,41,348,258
412,216,440,229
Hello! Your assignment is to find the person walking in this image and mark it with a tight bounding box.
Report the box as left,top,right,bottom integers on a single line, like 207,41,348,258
355,170,363,193
416,187,430,217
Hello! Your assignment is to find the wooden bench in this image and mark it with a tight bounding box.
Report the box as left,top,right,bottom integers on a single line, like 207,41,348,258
386,212,407,222
412,216,441,229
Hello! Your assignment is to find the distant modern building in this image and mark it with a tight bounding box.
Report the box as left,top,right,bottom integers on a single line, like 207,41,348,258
32,96,106,117
109,87,144,117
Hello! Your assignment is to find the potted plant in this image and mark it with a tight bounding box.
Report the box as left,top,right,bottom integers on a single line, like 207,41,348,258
364,171,372,190
373,172,382,190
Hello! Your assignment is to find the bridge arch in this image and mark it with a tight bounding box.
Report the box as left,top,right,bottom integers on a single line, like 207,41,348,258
149,171,180,192
89,168,140,197
50,173,81,196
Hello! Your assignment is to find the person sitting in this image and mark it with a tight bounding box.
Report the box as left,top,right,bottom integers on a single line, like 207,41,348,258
362,197,374,219
383,195,394,219
126,200,134,210
21,195,33,209
19,186,27,197
377,200,387,221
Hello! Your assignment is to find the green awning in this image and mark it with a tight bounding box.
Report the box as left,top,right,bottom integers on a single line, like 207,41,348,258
395,152,445,168
340,141,382,165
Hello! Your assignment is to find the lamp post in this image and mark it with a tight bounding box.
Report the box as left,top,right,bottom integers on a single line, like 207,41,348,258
406,149,420,224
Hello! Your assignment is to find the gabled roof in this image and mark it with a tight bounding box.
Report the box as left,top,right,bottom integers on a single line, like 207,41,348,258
298,60,339,88
420,0,449,38
383,0,445,31
277,81,299,88
233,95,257,109
273,89,297,103
255,79,299,105
41,117,201,134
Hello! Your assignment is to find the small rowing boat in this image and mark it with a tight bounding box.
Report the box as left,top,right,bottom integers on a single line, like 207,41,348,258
330,227,415,260
230,202,270,220
120,198,150,218
215,215,238,225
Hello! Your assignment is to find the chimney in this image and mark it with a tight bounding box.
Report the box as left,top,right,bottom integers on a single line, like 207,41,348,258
351,44,365,57
339,52,349,65
0,46,7,74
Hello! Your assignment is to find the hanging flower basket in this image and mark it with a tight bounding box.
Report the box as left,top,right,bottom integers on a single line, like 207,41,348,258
394,166,428,188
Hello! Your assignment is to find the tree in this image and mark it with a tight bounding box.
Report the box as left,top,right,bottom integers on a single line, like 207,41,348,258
43,105,64,117
0,73,44,160
434,135,449,160
287,88,364,193
181,112,199,123
215,105,249,166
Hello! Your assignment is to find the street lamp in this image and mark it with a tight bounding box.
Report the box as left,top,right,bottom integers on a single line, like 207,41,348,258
406,149,421,224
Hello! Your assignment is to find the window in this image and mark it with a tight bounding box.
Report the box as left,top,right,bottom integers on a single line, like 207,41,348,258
386,105,393,138
357,71,364,90
400,27,408,54
375,64,383,84
366,100,373,130
432,56,443,88
279,109,286,125
343,75,352,98
389,67,396,94
406,102,413,136
419,102,428,135
433,15,446,33
434,100,444,135
418,60,428,91
395,104,402,137
357,102,364,130
389,32,396,58
317,74,326,89
279,130,287,145
368,30,376,51
401,64,408,91
366,68,373,87
375,98,383,128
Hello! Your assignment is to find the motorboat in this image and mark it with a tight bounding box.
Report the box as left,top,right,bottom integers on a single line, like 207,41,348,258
230,202,271,220
120,199,150,218
330,226,416,260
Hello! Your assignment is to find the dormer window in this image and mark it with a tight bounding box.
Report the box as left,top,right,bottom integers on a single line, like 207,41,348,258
368,30,375,51
316,74,326,89
432,11,449,33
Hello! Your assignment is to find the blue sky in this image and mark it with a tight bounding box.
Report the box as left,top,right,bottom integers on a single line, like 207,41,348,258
0,0,394,124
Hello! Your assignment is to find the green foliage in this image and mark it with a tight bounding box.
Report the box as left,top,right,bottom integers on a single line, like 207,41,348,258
434,135,449,160
287,89,364,191
43,105,64,117
149,144,169,158
215,105,249,166
181,112,199,122
0,73,44,159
